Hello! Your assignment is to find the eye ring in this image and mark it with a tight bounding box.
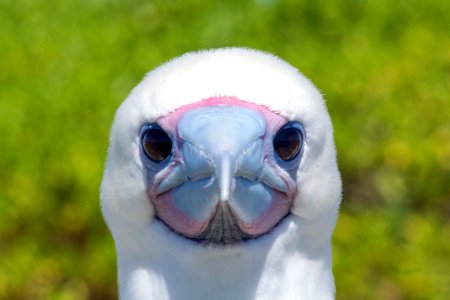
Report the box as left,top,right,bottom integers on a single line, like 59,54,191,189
141,124,173,162
273,122,304,162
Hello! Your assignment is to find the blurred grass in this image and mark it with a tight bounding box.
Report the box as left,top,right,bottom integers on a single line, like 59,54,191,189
0,0,449,299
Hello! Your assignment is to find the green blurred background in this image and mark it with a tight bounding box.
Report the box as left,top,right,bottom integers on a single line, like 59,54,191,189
1,0,449,299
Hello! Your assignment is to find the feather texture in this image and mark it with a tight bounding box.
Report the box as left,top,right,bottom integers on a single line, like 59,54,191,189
101,48,341,300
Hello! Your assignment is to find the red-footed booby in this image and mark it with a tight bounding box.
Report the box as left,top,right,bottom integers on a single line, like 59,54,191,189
101,48,342,300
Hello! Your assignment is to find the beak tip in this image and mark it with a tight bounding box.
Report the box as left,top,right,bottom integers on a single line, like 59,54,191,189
220,190,230,202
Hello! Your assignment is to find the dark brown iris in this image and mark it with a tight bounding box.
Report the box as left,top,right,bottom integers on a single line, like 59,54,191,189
273,126,302,161
142,127,172,162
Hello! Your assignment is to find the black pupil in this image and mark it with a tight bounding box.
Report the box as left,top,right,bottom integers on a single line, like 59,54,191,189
273,127,302,161
142,128,172,162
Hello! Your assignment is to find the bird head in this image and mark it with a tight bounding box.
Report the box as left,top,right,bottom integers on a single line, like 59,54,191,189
101,48,341,249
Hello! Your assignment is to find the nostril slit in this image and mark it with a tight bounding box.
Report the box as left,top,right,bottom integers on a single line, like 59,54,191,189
235,169,259,181
186,169,215,182
203,177,215,188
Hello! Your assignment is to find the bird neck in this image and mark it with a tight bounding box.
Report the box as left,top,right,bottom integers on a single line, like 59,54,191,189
114,217,335,300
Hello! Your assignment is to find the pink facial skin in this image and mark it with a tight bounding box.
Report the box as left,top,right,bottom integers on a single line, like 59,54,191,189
154,192,211,237
157,96,287,133
148,97,298,240
236,174,298,237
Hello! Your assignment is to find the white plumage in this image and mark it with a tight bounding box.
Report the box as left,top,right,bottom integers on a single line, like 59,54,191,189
101,48,342,300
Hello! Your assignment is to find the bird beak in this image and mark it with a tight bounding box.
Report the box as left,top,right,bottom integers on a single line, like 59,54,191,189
149,103,297,242
219,155,232,202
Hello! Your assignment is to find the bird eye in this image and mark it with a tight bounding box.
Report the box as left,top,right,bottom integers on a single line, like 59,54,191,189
273,123,303,161
141,124,172,162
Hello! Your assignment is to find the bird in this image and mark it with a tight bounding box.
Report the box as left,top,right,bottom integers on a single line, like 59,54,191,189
100,47,342,300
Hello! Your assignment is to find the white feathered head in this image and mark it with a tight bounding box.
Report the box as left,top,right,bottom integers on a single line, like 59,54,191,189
101,48,341,248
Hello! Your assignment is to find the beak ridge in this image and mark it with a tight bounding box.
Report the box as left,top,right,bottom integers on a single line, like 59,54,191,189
219,155,232,201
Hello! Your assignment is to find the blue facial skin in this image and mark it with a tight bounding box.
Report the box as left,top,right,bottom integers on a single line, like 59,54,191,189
140,107,305,224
